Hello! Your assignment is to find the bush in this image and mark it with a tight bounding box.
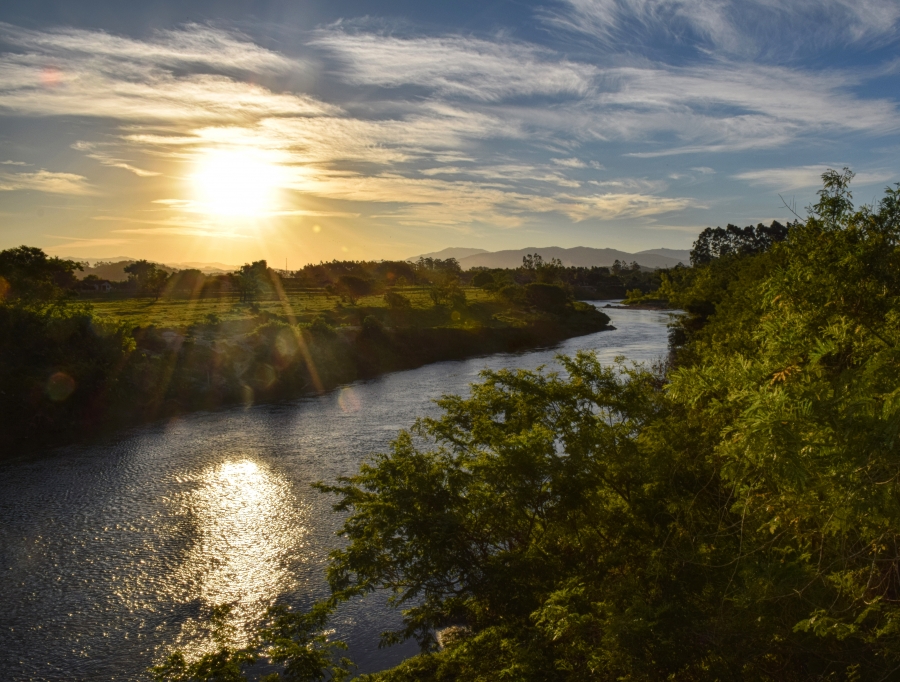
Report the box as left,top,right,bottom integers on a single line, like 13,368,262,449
361,315,385,336
497,284,525,305
384,289,412,309
524,282,569,311
337,275,372,304
307,315,336,338
471,271,494,288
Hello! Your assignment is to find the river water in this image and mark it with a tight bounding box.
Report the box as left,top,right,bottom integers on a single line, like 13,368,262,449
0,304,675,681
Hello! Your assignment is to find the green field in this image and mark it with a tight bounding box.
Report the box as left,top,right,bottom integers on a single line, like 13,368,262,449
83,286,498,328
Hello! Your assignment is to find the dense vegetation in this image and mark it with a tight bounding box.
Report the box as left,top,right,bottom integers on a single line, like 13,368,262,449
149,170,900,681
0,250,610,452
76,252,661,303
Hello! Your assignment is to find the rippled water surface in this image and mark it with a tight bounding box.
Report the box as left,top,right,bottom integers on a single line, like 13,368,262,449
0,304,675,681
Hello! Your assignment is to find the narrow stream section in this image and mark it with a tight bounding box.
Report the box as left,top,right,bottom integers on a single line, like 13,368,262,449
0,304,675,681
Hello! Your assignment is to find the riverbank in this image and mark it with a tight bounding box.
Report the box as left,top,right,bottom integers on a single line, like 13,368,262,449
3,298,611,455
0,305,668,681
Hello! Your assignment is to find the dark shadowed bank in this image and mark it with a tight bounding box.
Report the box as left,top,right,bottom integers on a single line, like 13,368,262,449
0,287,611,456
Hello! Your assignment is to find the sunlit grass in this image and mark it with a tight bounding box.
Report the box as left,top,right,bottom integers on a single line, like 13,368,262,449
85,287,498,329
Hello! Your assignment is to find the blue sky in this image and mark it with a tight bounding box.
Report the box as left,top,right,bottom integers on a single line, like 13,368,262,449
0,0,898,265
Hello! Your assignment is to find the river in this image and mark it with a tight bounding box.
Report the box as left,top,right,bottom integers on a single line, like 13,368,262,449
0,303,675,681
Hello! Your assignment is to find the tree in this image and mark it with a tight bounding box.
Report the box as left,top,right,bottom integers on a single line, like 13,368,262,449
689,221,788,265
237,260,272,303
524,282,569,311
336,275,372,305
521,253,543,270
470,271,494,288
124,260,170,300
309,170,900,680
428,282,466,308
534,257,563,284
0,246,81,304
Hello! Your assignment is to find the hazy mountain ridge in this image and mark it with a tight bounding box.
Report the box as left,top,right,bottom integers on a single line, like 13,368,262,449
408,247,490,261
411,246,690,270
73,259,240,280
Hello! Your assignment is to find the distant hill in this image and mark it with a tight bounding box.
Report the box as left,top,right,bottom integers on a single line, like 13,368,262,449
635,248,691,263
408,247,490,261
76,260,175,282
451,246,688,270
166,261,239,274
74,259,239,281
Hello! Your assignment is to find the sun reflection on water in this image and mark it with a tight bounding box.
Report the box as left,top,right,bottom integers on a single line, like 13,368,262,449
167,458,307,656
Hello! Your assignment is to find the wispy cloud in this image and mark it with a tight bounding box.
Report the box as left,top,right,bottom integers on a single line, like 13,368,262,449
733,165,895,190
72,141,160,176
0,170,94,194
0,23,332,122
543,0,900,55
46,235,131,249
553,158,588,168
313,30,596,101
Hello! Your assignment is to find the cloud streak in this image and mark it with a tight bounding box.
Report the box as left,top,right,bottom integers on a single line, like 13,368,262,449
0,170,94,194
733,165,895,190
543,0,900,55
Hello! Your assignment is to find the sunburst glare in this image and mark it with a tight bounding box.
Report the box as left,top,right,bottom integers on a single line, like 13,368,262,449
191,148,283,217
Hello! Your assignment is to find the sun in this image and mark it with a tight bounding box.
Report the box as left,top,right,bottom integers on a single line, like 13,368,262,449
191,148,282,217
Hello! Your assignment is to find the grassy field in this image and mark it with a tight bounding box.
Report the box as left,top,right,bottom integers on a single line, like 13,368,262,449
83,287,499,329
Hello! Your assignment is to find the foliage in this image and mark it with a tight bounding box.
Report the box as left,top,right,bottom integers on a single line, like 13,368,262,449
383,289,411,309
310,170,900,680
0,245,81,304
237,260,274,303
337,275,373,305
0,292,135,446
150,603,352,682
470,271,494,288
428,282,466,309
689,221,788,266
524,282,570,311
124,259,170,299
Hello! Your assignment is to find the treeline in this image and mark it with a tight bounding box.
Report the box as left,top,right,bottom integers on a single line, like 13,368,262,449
152,169,900,681
0,248,610,451
74,253,664,303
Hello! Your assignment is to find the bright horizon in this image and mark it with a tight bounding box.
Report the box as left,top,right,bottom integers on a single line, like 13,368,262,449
1,0,898,266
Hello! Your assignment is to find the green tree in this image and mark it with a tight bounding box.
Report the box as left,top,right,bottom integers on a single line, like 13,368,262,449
524,282,569,311
470,271,494,288
309,170,900,680
0,245,81,304
124,260,170,300
237,260,272,303
336,275,372,305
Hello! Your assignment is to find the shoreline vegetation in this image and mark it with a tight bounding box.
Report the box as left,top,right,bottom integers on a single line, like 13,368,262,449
0,252,627,455
146,170,900,681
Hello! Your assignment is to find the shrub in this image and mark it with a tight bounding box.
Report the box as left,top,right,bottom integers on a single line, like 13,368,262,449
384,289,412,309
471,271,494,288
524,282,569,311
307,315,336,337
497,284,525,305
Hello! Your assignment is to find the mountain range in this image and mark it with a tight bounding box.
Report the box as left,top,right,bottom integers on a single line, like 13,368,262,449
410,246,691,270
